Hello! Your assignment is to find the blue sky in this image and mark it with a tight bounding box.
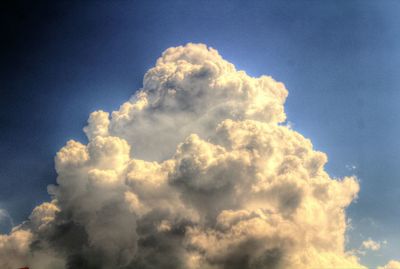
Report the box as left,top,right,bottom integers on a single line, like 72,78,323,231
1,1,399,267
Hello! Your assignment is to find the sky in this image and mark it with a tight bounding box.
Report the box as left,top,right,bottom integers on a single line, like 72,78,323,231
1,1,400,268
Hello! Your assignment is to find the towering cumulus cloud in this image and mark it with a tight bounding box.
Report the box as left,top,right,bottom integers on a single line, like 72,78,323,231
0,44,366,269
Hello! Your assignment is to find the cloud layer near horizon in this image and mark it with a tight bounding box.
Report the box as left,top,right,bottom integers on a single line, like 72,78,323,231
0,44,367,269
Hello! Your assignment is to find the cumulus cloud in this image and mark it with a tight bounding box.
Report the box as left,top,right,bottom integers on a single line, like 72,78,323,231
378,260,400,269
0,43,369,268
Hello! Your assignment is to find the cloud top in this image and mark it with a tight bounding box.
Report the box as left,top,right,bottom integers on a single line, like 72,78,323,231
102,43,288,161
0,43,366,269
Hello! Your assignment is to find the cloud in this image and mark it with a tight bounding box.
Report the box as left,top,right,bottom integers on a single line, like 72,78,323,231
345,164,357,171
378,260,400,269
351,238,386,257
361,238,384,251
0,43,368,269
0,208,14,231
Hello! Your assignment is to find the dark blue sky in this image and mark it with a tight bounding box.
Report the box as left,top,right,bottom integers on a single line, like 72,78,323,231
1,1,399,267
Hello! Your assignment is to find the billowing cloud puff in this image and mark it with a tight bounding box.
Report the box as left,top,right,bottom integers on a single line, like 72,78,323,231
107,43,288,161
378,260,400,269
0,203,64,269
0,43,368,269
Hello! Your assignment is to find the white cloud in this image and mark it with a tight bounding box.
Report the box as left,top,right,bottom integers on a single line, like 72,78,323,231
0,43,368,269
361,238,383,251
378,260,400,269
346,164,357,171
107,43,288,161
0,209,13,229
